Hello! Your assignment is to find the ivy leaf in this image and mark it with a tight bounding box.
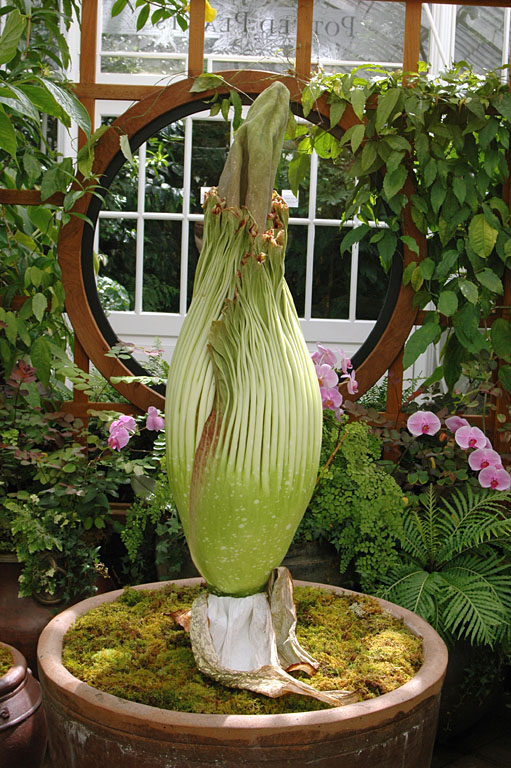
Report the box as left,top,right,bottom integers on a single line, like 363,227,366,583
30,336,51,386
403,321,441,370
190,73,224,93
499,365,511,393
383,165,407,200
375,88,401,132
476,268,503,294
491,318,511,360
468,214,498,259
438,291,458,317
458,279,479,304
0,9,25,65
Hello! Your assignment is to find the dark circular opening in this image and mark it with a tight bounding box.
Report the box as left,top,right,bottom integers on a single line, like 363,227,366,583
81,95,402,393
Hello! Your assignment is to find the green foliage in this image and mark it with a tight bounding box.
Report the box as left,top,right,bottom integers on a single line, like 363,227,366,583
299,415,405,591
377,485,511,647
292,65,511,392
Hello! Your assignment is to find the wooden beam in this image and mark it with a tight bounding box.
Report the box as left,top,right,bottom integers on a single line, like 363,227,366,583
188,0,205,77
296,0,314,80
363,0,511,5
403,0,422,75
74,84,167,101
0,190,64,205
79,0,98,145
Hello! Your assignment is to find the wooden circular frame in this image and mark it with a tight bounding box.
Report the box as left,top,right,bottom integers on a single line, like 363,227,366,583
58,71,423,412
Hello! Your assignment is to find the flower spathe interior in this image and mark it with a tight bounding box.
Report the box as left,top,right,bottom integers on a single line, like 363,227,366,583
406,411,511,490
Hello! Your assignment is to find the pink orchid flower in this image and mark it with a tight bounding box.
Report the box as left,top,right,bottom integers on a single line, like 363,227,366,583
315,364,338,389
445,416,470,433
342,369,358,395
478,466,511,491
311,343,337,368
116,414,136,432
108,427,130,451
338,348,352,375
321,387,343,411
468,448,502,472
333,407,344,422
146,406,165,431
455,425,487,450
407,411,441,437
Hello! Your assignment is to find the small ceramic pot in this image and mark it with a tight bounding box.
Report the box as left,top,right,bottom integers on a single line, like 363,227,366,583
0,641,47,768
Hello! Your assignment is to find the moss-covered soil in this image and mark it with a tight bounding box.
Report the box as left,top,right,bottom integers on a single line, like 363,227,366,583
0,645,13,676
62,584,423,715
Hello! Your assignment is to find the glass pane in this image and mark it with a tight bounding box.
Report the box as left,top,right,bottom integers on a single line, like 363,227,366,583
285,224,307,317
102,146,139,211
312,227,350,319
204,0,296,69
143,220,181,312
356,232,388,320
312,0,405,65
316,155,354,220
455,6,506,73
190,120,230,213
97,218,137,311
101,0,188,74
145,123,185,213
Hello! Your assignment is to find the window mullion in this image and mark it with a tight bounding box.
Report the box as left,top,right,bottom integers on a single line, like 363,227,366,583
349,239,359,323
304,151,318,321
135,142,147,314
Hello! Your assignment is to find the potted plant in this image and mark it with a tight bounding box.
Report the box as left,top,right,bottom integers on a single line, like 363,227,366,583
38,82,447,768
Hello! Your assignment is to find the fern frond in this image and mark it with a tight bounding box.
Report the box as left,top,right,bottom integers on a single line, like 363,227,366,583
436,487,511,565
437,565,510,646
377,564,439,627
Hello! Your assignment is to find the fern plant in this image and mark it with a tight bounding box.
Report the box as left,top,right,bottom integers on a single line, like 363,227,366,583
377,485,511,647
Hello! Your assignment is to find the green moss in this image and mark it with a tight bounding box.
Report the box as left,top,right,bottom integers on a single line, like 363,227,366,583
62,585,423,715
0,646,13,676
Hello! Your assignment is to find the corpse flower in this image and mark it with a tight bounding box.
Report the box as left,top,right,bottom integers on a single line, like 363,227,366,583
165,84,352,705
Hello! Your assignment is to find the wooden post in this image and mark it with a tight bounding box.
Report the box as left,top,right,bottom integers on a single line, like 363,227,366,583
188,0,206,77
403,0,422,76
296,0,314,80
78,0,98,146
386,349,405,426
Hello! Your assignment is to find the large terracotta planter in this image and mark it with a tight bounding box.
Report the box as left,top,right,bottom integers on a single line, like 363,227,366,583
38,579,448,768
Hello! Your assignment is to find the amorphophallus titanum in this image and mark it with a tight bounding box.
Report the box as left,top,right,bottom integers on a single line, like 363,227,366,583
165,82,353,704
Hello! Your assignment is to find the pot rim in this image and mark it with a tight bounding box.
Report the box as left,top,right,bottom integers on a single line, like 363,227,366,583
37,578,448,734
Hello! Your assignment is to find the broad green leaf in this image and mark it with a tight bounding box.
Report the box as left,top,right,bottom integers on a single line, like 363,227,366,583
350,89,366,120
403,321,441,370
0,106,16,158
39,79,91,135
386,150,404,174
30,336,51,386
111,0,128,16
136,4,150,30
119,133,134,165
375,88,401,132
491,318,511,360
329,98,346,129
340,123,365,153
361,141,377,171
430,180,446,214
377,230,397,272
499,365,511,392
468,214,498,259
383,165,407,200
340,224,369,254
419,258,435,280
32,293,47,323
442,334,465,391
229,89,242,131
23,152,41,184
383,135,411,153
0,85,40,122
458,279,479,304
423,158,437,187
438,290,458,317
4,312,17,345
17,84,66,120
220,97,230,122
495,91,511,121
475,268,503,294
402,260,417,286
288,152,309,195
401,234,420,256
28,206,53,233
452,176,466,205
411,266,423,291
0,9,25,66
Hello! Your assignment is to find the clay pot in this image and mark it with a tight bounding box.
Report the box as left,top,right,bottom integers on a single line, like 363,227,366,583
38,579,448,768
0,642,47,768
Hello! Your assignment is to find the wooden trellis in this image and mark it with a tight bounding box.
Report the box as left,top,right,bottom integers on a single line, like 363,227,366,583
1,0,511,449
